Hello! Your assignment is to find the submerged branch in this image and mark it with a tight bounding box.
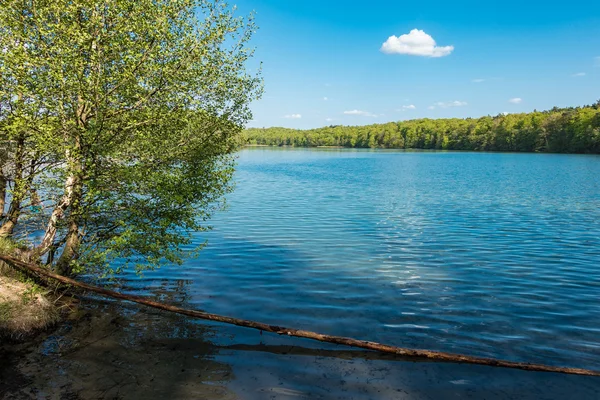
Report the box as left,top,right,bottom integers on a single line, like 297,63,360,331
1,254,598,378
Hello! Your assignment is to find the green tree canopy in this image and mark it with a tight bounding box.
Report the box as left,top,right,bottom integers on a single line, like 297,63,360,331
245,103,600,154
0,0,262,275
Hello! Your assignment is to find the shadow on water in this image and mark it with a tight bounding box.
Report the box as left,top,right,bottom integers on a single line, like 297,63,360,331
2,235,600,399
1,282,599,399
217,343,438,363
0,286,237,400
87,236,599,399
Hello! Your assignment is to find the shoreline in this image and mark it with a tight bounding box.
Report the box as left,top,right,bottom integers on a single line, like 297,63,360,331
0,298,237,399
2,296,600,399
241,144,600,155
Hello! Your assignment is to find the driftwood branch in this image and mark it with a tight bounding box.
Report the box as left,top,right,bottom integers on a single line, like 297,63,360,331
1,254,598,377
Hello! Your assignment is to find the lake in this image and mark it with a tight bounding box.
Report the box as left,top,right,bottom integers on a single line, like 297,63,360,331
113,148,600,397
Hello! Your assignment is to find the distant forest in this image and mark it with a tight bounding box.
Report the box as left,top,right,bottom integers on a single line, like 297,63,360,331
244,102,600,153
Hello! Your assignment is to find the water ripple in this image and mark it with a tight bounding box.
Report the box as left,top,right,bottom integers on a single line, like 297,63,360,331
116,149,600,370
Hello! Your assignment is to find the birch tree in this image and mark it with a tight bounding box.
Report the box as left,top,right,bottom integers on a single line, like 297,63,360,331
0,0,262,275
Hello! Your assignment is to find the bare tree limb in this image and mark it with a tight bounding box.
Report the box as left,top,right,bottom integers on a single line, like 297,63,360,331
1,254,598,377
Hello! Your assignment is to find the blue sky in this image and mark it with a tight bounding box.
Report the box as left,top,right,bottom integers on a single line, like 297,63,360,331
234,0,600,129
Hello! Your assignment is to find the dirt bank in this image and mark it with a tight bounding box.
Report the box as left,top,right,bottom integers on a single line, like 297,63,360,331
0,273,61,341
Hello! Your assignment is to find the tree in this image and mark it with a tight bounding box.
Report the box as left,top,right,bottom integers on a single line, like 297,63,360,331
243,106,600,154
0,0,262,275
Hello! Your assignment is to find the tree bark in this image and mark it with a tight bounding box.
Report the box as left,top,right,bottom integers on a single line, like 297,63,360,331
34,137,83,260
0,172,6,218
34,173,76,256
36,95,87,264
0,200,20,237
53,141,84,274
54,217,81,275
1,254,598,378
0,136,26,237
51,102,87,270
0,142,7,217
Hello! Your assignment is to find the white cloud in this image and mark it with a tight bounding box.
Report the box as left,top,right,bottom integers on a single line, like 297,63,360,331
325,118,334,122
283,114,302,119
508,98,522,104
434,101,468,108
398,105,416,111
572,72,586,77
472,78,485,83
323,97,329,101
343,110,378,117
381,29,454,57
595,57,600,67
428,106,436,110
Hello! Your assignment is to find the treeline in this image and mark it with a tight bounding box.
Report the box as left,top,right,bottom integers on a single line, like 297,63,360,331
245,103,600,153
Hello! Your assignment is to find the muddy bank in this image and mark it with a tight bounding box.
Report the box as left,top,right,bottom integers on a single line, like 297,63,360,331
1,296,600,399
0,299,236,399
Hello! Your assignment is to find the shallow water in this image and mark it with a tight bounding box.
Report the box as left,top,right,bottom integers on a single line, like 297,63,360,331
5,299,599,399
109,148,600,395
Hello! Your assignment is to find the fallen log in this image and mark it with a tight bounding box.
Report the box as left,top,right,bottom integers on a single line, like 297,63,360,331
1,254,599,377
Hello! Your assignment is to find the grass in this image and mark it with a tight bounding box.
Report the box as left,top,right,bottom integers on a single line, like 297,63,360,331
0,237,31,274
0,236,71,340
0,301,13,322
0,266,61,340
0,236,29,254
0,237,16,253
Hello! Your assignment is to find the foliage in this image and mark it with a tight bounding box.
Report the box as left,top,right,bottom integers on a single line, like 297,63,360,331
0,237,28,254
245,104,600,153
0,237,17,254
0,0,262,275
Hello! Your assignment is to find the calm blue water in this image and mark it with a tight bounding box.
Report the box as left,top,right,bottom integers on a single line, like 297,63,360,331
119,148,600,371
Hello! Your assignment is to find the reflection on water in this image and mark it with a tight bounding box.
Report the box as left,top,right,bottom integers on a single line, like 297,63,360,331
3,268,600,398
9,149,599,398
5,295,600,399
116,149,600,370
